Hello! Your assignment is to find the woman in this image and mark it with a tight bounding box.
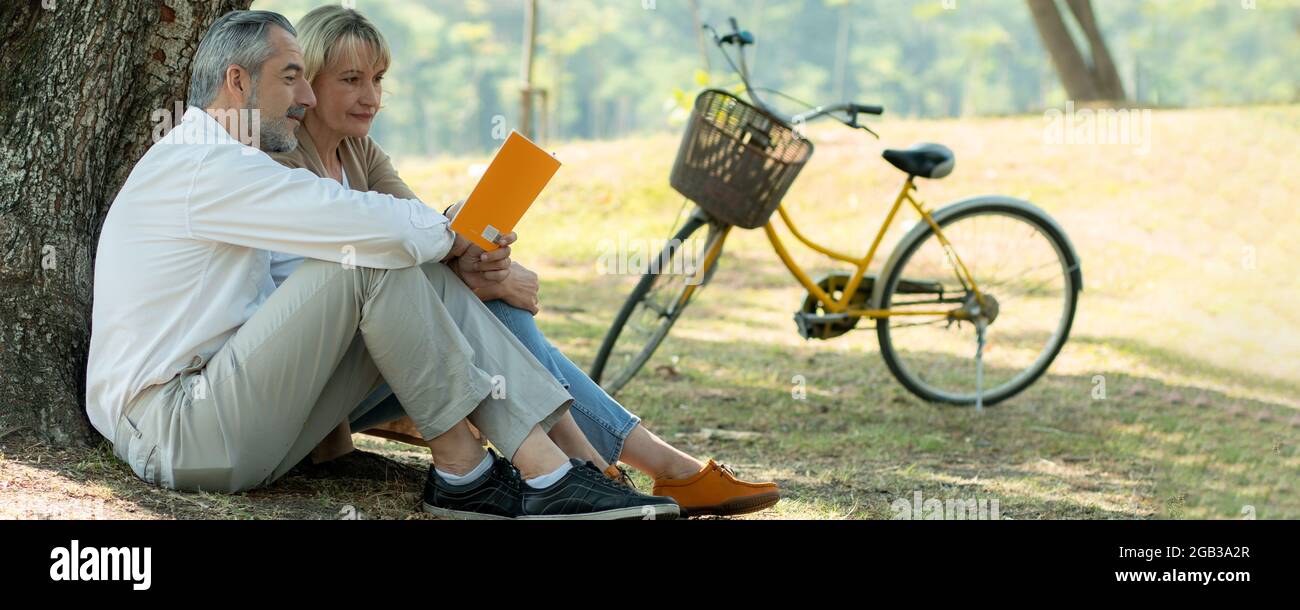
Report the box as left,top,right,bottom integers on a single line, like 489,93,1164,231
270,5,779,516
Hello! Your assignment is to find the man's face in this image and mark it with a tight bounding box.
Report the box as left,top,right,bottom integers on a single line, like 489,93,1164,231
248,26,316,152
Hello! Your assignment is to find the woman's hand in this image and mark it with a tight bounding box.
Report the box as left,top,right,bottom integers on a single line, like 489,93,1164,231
455,232,515,281
444,199,466,219
473,261,540,315
449,232,540,316
450,232,540,314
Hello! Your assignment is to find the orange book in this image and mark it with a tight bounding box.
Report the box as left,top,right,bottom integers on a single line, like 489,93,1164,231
450,130,562,251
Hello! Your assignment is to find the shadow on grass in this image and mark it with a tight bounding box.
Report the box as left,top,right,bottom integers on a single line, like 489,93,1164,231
0,431,433,520
535,274,1299,519
590,331,1298,519
5,280,1294,520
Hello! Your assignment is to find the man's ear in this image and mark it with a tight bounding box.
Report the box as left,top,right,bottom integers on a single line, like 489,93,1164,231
223,64,253,106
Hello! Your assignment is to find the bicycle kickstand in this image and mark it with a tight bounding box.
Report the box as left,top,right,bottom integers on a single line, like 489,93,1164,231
975,321,987,412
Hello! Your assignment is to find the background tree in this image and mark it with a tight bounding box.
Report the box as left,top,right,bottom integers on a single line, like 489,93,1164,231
0,0,250,445
519,0,540,140
257,0,1297,155
1026,0,1126,102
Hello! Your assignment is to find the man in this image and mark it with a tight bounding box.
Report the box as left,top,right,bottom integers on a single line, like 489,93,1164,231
86,10,676,520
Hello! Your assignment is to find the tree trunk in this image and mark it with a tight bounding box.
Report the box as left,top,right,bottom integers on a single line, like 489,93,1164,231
0,0,249,446
1026,0,1125,103
688,0,710,72
1064,0,1126,101
519,0,538,140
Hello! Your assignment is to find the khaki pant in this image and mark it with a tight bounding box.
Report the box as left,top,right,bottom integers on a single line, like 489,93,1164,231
113,259,571,493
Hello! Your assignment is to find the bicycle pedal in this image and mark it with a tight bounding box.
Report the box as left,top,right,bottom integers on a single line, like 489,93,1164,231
794,311,857,340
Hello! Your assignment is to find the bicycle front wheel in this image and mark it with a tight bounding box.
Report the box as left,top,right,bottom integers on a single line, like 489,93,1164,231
876,200,1080,406
590,211,728,396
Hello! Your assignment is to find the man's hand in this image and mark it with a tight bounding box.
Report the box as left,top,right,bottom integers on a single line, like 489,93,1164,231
444,233,472,262
440,200,471,262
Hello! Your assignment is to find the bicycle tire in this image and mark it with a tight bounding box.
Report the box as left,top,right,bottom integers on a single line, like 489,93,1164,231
590,212,726,395
876,201,1080,406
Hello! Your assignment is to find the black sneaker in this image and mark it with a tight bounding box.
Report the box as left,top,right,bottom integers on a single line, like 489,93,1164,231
607,464,638,490
518,459,680,520
421,449,522,520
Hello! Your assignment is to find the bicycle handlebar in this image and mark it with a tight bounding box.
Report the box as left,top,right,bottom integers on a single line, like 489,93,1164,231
703,17,884,137
718,17,755,46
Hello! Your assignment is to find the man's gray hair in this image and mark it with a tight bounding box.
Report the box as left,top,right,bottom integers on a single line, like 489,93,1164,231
187,10,297,109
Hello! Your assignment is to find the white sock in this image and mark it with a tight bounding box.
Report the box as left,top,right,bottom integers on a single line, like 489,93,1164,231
524,461,574,489
436,451,493,485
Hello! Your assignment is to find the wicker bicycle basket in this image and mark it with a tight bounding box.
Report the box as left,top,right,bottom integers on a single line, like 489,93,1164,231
669,89,814,229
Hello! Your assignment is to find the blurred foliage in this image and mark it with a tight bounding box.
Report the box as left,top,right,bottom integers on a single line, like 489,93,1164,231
253,0,1300,155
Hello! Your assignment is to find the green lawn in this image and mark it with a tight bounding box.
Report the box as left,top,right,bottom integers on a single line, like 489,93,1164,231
3,105,1294,519
400,104,1299,519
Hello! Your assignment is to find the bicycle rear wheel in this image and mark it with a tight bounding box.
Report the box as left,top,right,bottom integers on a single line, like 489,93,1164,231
590,210,728,395
876,201,1079,406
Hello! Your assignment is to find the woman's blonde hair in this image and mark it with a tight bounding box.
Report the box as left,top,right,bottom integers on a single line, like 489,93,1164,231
296,5,392,82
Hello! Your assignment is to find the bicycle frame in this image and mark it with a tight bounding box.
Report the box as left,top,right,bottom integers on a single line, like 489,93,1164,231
675,222,731,308
757,176,986,320
697,18,987,322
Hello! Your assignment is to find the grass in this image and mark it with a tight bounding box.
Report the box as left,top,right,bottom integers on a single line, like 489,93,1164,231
2,104,1296,519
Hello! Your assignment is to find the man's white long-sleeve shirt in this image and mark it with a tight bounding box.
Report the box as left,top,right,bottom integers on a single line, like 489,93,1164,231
86,107,454,443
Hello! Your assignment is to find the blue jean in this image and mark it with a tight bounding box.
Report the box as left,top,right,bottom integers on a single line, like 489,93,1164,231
348,299,641,464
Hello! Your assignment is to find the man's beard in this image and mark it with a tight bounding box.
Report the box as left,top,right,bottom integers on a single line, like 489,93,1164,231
247,89,301,153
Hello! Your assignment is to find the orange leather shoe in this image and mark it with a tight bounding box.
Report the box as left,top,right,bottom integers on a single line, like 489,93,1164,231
652,460,780,517
604,464,637,489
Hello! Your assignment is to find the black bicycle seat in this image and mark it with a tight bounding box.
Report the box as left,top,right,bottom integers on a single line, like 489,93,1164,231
882,143,955,179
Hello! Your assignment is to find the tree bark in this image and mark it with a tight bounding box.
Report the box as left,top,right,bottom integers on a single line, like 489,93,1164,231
0,0,249,446
1026,0,1125,103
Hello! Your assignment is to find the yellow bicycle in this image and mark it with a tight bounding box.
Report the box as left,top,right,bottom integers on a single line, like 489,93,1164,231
590,18,1082,408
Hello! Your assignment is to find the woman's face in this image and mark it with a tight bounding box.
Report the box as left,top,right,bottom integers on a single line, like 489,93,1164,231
309,39,386,139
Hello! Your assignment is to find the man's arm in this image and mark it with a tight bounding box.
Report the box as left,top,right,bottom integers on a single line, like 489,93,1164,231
187,146,454,268
363,156,510,282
